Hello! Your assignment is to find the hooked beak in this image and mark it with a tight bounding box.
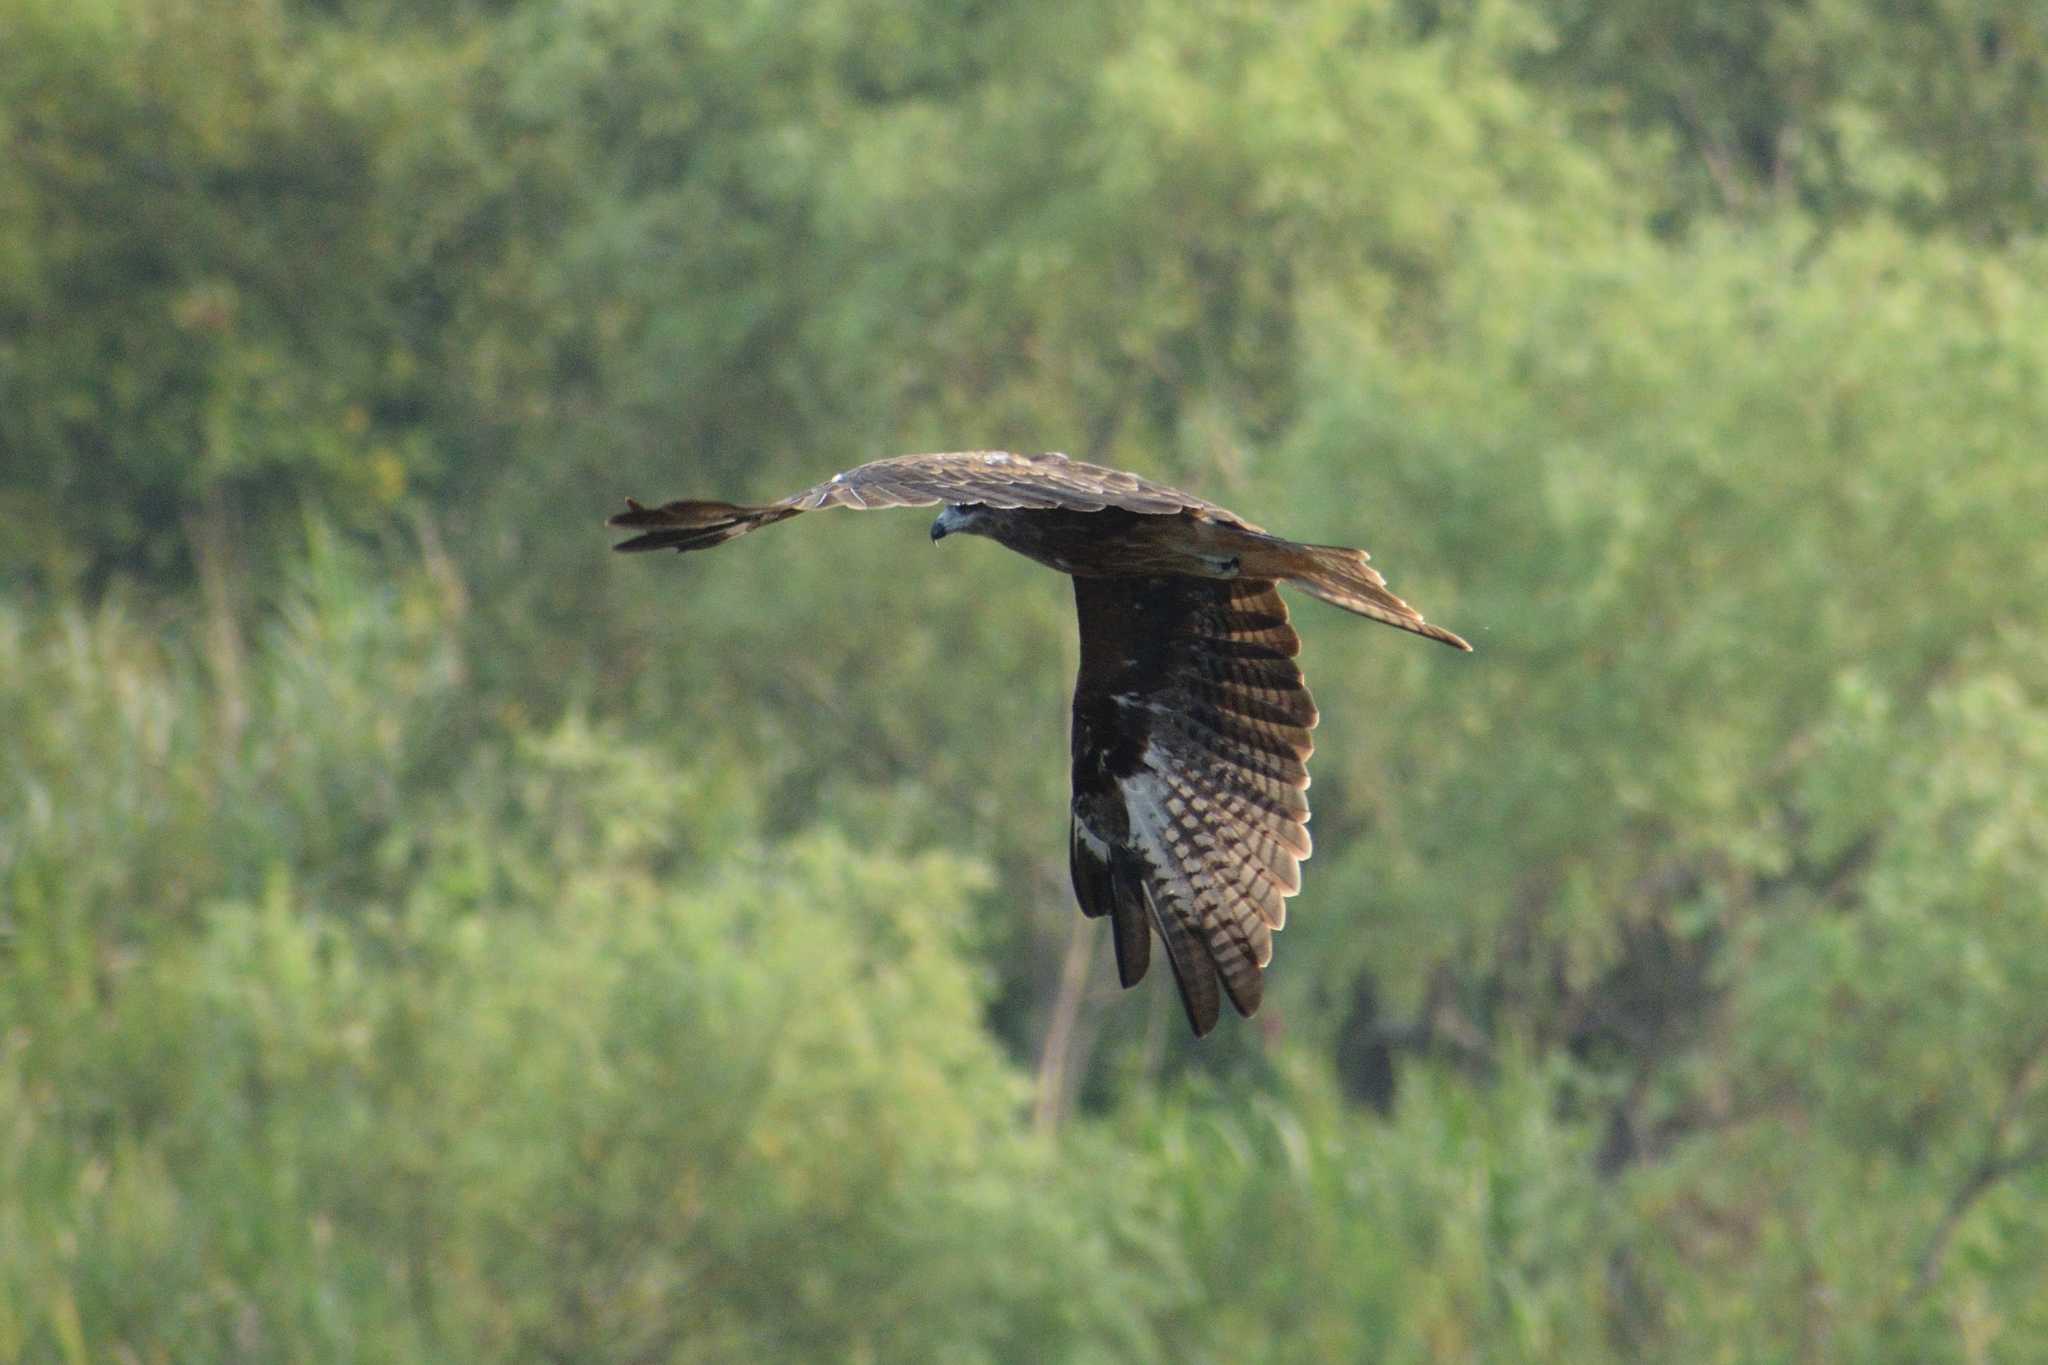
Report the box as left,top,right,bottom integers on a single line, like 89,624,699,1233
930,505,972,543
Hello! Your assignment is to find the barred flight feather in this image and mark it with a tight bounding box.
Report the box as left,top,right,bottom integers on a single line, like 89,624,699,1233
1070,575,1314,1035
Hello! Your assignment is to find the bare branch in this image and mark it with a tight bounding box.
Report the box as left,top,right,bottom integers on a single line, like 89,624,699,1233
1908,1023,2048,1298
1032,911,1098,1136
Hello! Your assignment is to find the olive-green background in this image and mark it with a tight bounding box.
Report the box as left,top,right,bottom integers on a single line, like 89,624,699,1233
5,1,2047,1358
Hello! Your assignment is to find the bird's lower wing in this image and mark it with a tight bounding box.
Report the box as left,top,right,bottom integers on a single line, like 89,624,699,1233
1067,575,1315,1036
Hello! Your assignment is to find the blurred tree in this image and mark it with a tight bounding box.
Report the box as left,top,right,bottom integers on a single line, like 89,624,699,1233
1526,0,2048,236
0,561,1181,1361
0,0,456,589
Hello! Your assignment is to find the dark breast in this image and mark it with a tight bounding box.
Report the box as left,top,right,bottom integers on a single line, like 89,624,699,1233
1070,575,1190,788
975,507,1154,576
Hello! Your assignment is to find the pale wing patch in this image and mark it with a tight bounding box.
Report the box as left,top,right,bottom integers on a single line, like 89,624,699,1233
1117,768,1178,893
1118,745,1274,1013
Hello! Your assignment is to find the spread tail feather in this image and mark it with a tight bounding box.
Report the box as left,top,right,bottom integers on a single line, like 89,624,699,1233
607,498,798,554
1277,543,1471,651
1071,819,1151,989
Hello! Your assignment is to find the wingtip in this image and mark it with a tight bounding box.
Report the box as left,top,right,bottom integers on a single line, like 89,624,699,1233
606,497,653,529
607,499,667,551
1410,616,1473,652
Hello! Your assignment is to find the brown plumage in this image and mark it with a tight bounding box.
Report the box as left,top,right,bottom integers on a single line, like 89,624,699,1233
611,450,1468,1037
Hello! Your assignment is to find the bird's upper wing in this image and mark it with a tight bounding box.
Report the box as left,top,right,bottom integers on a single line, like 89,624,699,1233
784,450,1216,515
1066,574,1316,1036
608,451,1231,553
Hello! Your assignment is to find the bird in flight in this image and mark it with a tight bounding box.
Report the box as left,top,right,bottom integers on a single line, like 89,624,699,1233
610,450,1467,1036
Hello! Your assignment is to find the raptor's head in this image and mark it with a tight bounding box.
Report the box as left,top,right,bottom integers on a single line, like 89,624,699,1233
929,504,989,542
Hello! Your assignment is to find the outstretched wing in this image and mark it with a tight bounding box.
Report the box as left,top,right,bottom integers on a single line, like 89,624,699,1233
610,450,1220,552
1066,575,1316,1036
785,451,1216,515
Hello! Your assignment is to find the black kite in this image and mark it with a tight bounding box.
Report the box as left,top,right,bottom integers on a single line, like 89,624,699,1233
611,450,1467,1036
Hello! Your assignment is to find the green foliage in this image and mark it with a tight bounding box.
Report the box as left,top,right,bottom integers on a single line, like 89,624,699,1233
1526,0,2048,235
5,0,2048,1358
1277,218,2048,1000
0,0,453,584
0,563,1176,1361
1122,1054,1617,1363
